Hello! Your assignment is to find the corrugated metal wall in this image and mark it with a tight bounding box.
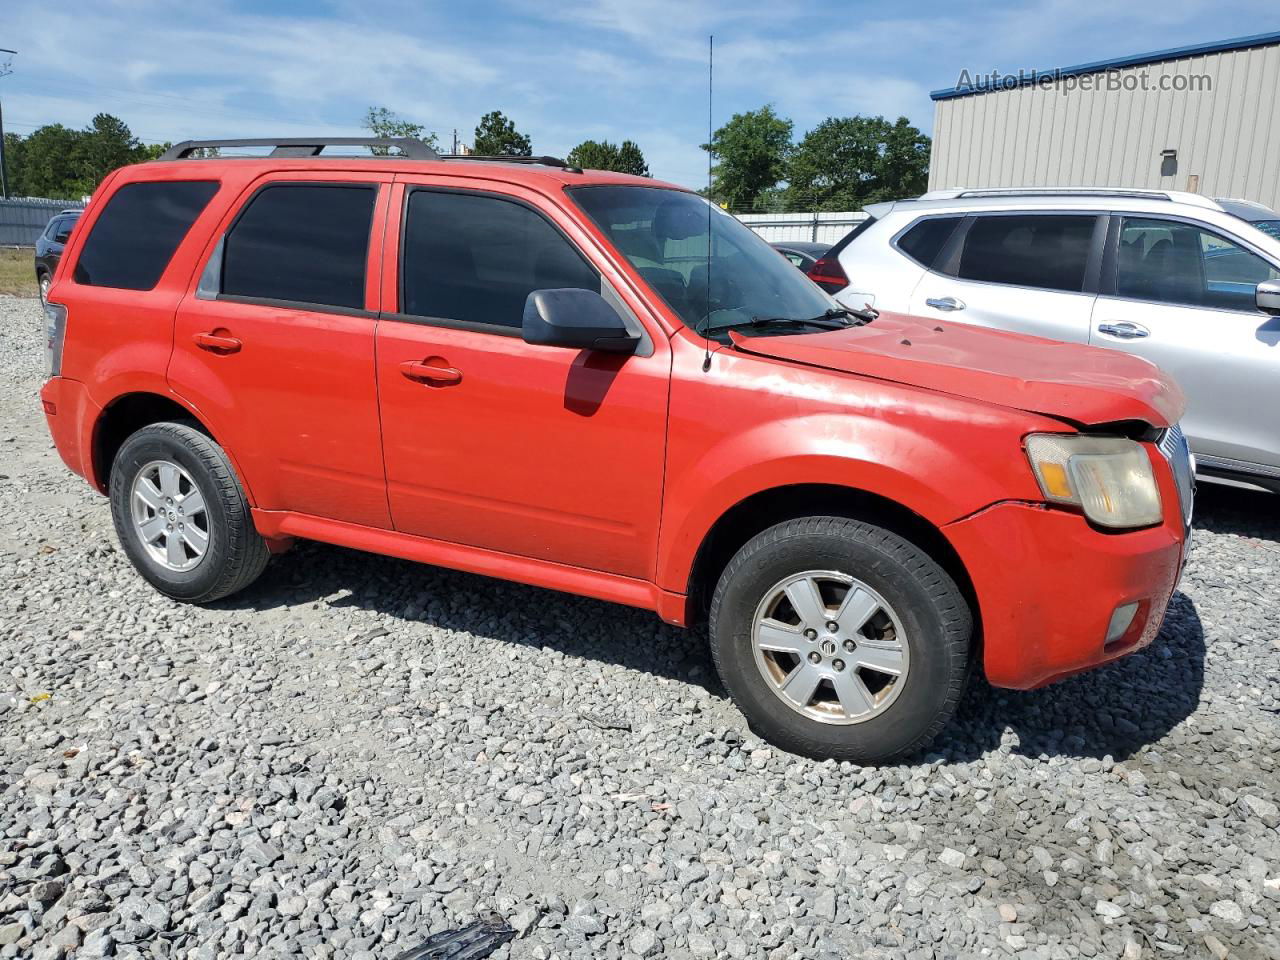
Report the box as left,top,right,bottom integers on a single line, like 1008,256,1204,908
0,198,86,247
738,211,867,245
930,42,1280,210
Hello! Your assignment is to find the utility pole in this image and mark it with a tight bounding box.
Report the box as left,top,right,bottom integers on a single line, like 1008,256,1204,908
0,48,14,200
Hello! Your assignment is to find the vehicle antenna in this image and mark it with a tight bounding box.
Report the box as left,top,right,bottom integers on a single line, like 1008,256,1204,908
702,34,714,373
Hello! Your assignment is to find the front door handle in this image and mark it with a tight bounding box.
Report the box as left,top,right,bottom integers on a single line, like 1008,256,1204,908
400,359,462,386
1097,321,1150,339
925,297,965,312
193,331,242,354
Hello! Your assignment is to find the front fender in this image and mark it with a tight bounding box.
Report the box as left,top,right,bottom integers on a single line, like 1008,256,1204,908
654,407,1048,595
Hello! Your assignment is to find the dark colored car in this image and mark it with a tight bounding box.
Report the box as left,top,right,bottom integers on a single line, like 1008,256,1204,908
34,210,82,302
770,241,831,272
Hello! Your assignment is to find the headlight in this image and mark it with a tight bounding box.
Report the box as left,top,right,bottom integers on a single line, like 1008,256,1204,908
1025,434,1162,529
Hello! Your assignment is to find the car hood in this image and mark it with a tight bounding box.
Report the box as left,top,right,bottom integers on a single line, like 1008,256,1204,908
728,311,1185,428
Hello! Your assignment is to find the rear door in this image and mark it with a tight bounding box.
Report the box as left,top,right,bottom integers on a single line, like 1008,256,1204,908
909,212,1104,343
373,177,670,579
1091,214,1280,469
170,172,394,527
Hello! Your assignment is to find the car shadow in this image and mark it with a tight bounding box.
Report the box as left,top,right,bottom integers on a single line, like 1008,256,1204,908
214,482,1278,765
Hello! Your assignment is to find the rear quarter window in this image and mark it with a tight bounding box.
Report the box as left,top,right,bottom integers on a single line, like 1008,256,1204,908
74,181,219,290
895,217,962,268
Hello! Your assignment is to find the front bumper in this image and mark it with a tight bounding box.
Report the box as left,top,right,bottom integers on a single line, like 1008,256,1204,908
944,495,1187,690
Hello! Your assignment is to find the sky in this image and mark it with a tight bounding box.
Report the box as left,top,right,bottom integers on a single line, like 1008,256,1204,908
0,0,1275,187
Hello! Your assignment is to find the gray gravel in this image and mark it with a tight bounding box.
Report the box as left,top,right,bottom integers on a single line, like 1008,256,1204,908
1,294,1278,960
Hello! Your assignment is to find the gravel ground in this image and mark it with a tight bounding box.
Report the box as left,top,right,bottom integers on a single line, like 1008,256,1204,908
1,294,1277,960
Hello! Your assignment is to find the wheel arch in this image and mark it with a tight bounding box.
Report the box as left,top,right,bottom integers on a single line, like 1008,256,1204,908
91,392,242,498
684,483,979,637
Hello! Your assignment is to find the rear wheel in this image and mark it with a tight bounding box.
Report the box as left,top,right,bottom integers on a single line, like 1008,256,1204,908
109,422,269,603
708,516,971,763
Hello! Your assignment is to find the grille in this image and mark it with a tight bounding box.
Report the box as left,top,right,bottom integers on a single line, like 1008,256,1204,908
1158,424,1195,527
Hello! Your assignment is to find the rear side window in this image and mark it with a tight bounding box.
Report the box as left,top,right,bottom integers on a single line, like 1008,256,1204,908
222,184,375,310
896,217,961,268
957,215,1096,292
74,181,218,290
401,190,598,328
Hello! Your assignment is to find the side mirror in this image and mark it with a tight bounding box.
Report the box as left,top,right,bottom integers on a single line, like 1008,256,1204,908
1258,280,1280,316
522,288,639,354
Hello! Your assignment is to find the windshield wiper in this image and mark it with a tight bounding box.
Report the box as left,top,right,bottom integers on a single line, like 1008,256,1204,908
702,308,864,336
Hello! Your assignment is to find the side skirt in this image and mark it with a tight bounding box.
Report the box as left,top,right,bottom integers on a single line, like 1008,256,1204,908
252,509,689,625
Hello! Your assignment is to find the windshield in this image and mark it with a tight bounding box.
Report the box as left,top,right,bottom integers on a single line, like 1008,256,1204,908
570,185,840,335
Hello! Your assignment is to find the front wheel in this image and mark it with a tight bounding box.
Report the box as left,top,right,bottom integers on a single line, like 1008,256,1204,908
109,422,269,603
708,516,971,763
38,272,51,303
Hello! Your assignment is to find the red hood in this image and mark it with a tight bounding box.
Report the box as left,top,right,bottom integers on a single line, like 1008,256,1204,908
729,311,1185,428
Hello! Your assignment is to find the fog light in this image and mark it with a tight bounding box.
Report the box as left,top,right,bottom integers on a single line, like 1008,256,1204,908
1105,602,1140,644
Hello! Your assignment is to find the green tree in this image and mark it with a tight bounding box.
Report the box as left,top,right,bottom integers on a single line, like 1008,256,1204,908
71,113,143,195
361,106,438,152
786,115,930,210
472,111,531,156
701,105,792,211
566,138,649,176
11,124,83,199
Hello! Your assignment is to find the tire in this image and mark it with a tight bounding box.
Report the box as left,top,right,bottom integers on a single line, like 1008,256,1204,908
109,422,269,603
708,516,971,763
38,272,50,303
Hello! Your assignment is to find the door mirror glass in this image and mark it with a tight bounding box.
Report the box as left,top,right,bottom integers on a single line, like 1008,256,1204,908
1257,280,1280,316
522,288,639,353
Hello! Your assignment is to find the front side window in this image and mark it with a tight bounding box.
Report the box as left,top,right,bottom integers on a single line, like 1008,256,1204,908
571,185,837,333
957,215,1096,292
1116,217,1280,312
74,181,218,290
401,189,598,328
222,184,375,310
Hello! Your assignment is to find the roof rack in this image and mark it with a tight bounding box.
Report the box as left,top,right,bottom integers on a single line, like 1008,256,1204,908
158,137,440,161
439,154,583,173
917,187,1222,210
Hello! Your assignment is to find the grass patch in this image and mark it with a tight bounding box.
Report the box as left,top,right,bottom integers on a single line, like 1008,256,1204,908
0,248,38,299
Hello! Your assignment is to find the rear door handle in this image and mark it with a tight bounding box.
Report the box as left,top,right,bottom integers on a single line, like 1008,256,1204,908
400,359,462,386
1097,321,1150,339
925,297,965,312
193,332,242,354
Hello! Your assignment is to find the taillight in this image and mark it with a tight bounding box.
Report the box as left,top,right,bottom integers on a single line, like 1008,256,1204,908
45,301,68,378
807,255,848,293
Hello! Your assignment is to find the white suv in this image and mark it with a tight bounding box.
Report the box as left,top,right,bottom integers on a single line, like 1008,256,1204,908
821,188,1280,493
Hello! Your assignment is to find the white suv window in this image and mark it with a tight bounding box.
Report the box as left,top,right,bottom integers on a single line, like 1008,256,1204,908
955,215,1095,293
1116,217,1280,313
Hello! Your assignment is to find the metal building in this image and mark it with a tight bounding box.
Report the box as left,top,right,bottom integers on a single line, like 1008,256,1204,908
928,31,1280,211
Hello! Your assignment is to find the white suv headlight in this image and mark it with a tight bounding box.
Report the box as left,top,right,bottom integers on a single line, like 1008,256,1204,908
1025,434,1162,529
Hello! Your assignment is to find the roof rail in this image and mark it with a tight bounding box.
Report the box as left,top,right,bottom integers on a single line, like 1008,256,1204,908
439,154,582,173
158,137,440,161
917,187,1222,210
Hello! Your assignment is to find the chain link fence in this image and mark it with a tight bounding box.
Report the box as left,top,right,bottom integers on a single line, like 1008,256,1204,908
1,197,86,247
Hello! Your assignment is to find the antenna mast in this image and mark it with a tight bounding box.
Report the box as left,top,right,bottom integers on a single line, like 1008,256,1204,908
702,35,714,372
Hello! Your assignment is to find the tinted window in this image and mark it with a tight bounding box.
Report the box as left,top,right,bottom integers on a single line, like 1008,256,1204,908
222,184,375,310
1116,217,1280,312
74,182,218,290
402,190,598,327
897,217,960,268
957,215,1095,292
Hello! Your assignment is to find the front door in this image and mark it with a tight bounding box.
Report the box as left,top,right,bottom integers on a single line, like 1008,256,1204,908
374,180,670,578
1091,215,1280,469
171,174,393,527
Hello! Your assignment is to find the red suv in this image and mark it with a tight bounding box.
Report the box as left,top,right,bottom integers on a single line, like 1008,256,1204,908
40,137,1194,762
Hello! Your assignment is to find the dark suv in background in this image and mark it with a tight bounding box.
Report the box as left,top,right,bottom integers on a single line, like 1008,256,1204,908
34,210,82,302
